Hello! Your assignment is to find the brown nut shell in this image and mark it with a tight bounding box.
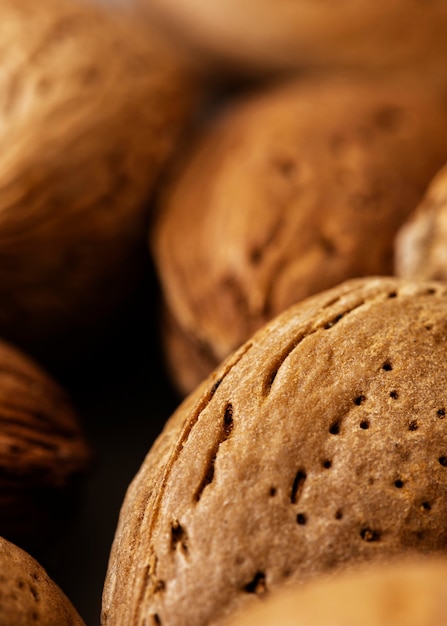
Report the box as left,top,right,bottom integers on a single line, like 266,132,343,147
134,0,447,77
103,277,447,626
395,163,447,282
224,555,447,626
151,77,447,395
0,339,91,553
0,536,85,625
0,0,200,359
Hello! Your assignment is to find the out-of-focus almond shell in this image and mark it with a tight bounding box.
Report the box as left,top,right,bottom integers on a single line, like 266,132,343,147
151,77,447,395
0,536,85,625
0,0,200,358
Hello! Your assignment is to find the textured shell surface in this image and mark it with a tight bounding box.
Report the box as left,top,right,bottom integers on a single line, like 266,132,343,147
395,163,447,282
103,277,447,626
152,77,447,394
224,555,447,626
0,536,86,625
0,0,199,356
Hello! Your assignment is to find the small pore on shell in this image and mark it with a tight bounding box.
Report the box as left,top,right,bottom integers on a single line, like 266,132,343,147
360,528,381,542
210,378,223,396
329,421,341,435
373,106,403,132
170,520,188,555
319,235,337,256
273,155,297,178
291,470,307,504
194,403,234,502
223,404,234,437
244,572,267,595
154,581,165,593
296,513,307,525
324,314,344,329
249,248,263,264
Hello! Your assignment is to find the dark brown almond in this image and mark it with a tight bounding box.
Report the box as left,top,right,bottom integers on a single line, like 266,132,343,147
0,0,200,361
135,0,447,78
0,339,91,556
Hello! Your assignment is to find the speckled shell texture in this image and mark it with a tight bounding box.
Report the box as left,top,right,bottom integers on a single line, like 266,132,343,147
0,339,90,550
0,536,85,625
151,77,447,395
395,163,447,282
224,555,447,626
103,277,447,626
135,0,447,76
0,0,198,356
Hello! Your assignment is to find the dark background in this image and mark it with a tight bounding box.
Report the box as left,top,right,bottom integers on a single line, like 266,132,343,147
42,260,183,626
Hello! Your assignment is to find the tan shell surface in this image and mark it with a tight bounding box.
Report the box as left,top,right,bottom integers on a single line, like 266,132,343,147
151,77,447,395
0,536,85,625
395,164,447,282
104,277,447,626
135,0,447,76
224,555,447,626
0,0,199,356
0,338,91,548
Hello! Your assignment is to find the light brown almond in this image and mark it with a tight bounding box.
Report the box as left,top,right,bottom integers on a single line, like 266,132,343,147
151,77,447,395
0,535,85,625
395,163,447,281
103,277,447,626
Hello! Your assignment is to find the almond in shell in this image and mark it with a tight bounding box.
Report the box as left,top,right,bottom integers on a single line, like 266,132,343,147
103,277,447,626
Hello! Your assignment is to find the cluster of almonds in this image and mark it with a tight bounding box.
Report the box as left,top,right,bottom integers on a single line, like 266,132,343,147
3,0,447,624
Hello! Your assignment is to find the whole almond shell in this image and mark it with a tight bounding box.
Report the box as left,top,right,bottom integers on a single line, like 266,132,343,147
104,277,447,626
151,77,447,395
0,535,85,625
0,0,200,358
0,338,91,554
